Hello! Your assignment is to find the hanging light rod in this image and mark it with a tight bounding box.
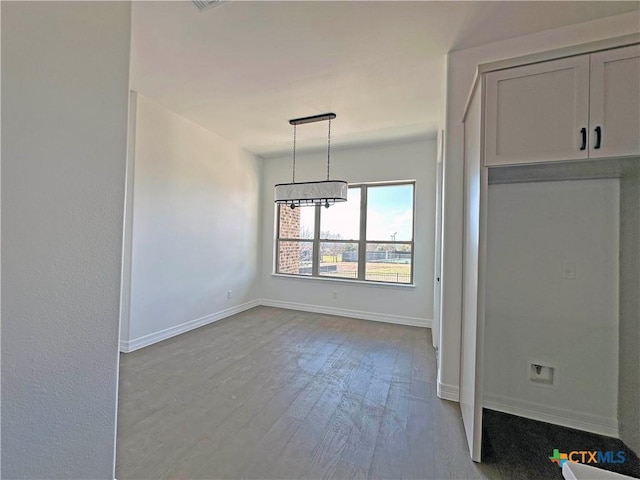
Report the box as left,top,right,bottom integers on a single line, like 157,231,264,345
289,113,336,126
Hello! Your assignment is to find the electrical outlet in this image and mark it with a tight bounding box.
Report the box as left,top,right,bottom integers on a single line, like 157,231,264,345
227,290,232,300
530,363,554,385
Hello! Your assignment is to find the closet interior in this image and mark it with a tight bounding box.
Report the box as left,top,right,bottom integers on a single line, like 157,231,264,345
459,36,640,473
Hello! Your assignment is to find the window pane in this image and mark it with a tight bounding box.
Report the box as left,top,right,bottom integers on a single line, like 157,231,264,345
278,240,313,275
366,184,414,241
319,242,358,280
320,187,360,240
279,205,314,239
365,243,412,284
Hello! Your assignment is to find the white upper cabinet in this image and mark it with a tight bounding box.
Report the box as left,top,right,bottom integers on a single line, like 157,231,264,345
485,45,640,167
589,45,640,159
485,56,590,166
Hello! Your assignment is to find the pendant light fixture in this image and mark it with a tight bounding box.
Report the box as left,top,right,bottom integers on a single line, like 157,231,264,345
274,113,348,209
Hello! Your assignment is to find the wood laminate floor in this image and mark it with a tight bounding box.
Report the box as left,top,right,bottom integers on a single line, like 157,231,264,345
116,306,503,480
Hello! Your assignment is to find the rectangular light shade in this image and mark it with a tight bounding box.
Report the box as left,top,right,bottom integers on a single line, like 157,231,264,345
274,180,348,207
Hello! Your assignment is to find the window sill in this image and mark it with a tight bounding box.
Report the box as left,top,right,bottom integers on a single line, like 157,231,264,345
271,273,416,289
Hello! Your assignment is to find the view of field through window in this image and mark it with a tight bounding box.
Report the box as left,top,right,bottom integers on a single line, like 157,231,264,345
277,183,414,284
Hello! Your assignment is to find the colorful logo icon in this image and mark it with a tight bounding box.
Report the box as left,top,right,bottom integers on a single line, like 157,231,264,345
549,449,569,467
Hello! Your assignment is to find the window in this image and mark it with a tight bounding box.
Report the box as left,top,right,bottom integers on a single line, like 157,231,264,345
276,182,414,284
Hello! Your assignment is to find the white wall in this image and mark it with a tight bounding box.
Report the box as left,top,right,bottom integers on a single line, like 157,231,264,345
484,179,619,436
440,11,640,398
1,2,131,478
619,166,640,454
121,94,261,351
259,137,436,326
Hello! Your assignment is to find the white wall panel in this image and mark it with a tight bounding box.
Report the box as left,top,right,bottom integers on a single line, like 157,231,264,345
125,94,261,344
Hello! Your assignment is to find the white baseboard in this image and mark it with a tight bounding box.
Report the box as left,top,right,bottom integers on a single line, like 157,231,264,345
433,384,617,437
484,393,619,438
120,298,430,353
258,298,431,328
437,381,460,402
119,299,260,353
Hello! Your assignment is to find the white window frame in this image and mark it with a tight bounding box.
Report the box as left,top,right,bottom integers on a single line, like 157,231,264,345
275,181,415,284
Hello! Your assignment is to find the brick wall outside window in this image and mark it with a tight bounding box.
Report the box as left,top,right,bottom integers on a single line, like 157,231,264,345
278,207,301,274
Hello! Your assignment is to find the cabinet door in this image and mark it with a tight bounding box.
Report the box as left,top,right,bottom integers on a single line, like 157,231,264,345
485,56,590,166
589,45,640,159
461,82,487,462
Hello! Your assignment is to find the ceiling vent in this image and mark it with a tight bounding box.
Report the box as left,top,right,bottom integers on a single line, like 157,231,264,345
191,0,229,13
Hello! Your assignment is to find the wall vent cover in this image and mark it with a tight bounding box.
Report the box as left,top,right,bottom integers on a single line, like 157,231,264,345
192,0,229,13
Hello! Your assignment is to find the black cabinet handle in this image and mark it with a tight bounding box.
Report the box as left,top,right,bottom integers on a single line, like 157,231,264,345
580,128,587,150
595,126,602,149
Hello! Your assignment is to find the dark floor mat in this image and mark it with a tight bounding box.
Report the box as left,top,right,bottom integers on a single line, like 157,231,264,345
482,409,640,479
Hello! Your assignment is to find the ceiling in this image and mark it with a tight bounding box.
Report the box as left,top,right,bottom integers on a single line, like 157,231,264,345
130,1,639,157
